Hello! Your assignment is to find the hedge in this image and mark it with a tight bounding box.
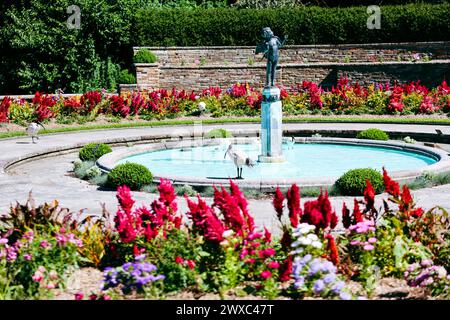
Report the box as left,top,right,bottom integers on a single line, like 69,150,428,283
134,4,450,46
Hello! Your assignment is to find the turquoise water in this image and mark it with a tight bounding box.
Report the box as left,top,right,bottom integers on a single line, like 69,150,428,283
118,143,437,180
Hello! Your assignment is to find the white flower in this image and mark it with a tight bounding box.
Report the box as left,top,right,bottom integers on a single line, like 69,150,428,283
306,234,319,241
222,230,234,238
198,101,206,111
311,241,322,249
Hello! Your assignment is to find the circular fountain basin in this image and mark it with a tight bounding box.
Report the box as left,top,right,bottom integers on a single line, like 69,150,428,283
97,137,450,190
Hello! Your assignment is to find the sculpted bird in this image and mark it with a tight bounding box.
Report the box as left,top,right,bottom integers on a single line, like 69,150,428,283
26,122,45,144
224,144,255,179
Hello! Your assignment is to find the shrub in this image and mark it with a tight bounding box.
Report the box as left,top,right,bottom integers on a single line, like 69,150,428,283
357,128,390,141
133,49,158,64
335,168,384,196
118,70,136,84
205,128,233,139
107,162,153,190
79,143,113,161
134,4,450,46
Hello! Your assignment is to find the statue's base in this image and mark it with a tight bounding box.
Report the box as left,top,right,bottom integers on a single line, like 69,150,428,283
258,155,285,163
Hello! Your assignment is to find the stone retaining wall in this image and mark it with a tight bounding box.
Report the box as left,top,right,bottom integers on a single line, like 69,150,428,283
127,42,450,92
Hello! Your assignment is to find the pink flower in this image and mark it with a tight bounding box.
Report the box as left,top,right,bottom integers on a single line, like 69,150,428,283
268,261,280,269
363,244,374,251
262,248,276,257
368,237,377,244
74,293,84,300
260,270,272,279
40,240,51,249
49,270,58,280
46,283,56,290
0,238,8,245
245,258,255,264
23,253,32,261
350,240,360,246
38,266,46,273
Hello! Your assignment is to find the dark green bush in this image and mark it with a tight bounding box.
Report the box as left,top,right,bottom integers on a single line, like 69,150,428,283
357,128,390,141
118,69,137,84
79,143,113,161
107,162,153,190
134,49,158,63
134,4,450,46
335,168,384,196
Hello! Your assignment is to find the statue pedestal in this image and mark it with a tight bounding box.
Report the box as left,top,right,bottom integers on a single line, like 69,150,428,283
258,86,285,163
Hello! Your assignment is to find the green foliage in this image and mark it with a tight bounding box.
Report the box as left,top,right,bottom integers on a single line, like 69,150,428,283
357,128,390,141
79,143,112,161
133,49,158,64
205,128,233,139
107,162,153,190
118,69,137,84
76,219,108,268
134,4,450,46
335,168,384,196
74,160,96,180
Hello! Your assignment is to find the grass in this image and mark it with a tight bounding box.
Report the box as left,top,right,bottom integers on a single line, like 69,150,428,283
2,115,450,140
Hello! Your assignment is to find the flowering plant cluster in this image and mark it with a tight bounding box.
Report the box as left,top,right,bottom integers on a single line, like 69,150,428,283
102,254,165,297
2,79,450,125
404,259,450,297
0,226,82,298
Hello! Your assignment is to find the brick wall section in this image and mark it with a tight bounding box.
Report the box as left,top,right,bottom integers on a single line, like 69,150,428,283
126,42,450,92
134,42,450,66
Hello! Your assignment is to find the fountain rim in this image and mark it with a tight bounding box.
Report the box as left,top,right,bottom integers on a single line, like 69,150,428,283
97,137,450,191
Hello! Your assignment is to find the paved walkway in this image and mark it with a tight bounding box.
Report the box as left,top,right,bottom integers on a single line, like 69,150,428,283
1,122,450,232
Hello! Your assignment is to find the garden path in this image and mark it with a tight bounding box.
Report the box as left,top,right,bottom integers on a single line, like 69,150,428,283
1,122,449,233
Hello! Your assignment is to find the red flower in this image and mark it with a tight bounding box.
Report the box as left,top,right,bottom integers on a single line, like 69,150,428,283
400,184,413,209
187,260,196,270
268,261,280,269
383,168,400,198
213,186,246,236
286,184,301,227
175,256,184,264
326,234,339,265
279,257,292,282
0,97,11,123
74,293,84,300
410,207,424,218
229,180,255,233
245,258,255,264
364,179,375,209
116,185,135,215
260,270,272,279
263,226,272,243
186,195,225,243
353,199,363,224
158,178,177,212
342,202,351,229
273,187,285,220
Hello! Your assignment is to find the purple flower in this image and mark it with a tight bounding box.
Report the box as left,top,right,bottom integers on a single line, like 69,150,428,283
323,273,336,284
294,276,305,289
0,238,8,245
339,292,352,300
331,281,345,295
313,279,325,294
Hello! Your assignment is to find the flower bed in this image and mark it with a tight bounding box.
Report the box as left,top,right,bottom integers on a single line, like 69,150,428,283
0,169,449,300
1,79,450,125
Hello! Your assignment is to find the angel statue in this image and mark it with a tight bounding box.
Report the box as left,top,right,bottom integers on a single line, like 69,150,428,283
255,27,288,87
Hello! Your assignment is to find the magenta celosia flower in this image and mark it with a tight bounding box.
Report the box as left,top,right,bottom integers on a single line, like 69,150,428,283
268,261,280,269
260,270,272,279
158,178,177,212
213,186,246,236
229,180,255,233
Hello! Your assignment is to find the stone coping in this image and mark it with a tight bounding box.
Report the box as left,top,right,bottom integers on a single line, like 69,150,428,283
133,41,450,50
97,136,450,191
134,60,450,70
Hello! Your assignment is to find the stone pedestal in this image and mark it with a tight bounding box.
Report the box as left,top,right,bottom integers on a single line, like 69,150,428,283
258,86,285,163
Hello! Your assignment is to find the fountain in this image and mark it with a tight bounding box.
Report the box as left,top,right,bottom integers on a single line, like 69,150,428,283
256,27,288,163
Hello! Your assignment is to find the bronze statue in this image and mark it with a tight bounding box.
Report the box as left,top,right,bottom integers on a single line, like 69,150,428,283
255,27,288,87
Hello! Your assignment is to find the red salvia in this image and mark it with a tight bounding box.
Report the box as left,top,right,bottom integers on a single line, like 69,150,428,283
286,184,301,227
342,202,351,229
325,234,339,265
273,187,285,221
363,179,376,210
353,199,363,223
383,167,400,198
